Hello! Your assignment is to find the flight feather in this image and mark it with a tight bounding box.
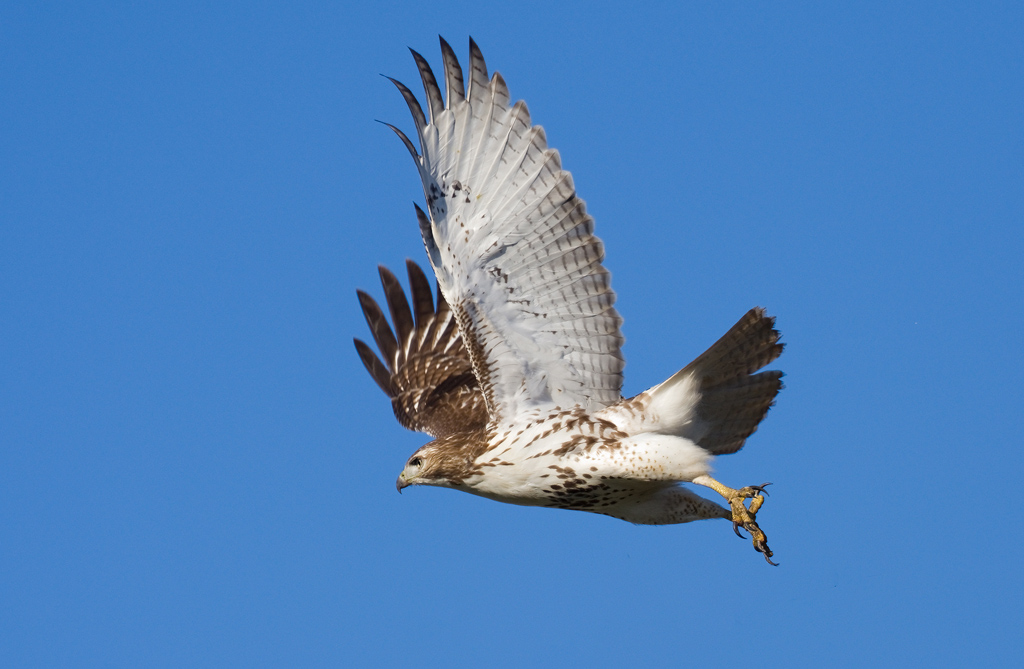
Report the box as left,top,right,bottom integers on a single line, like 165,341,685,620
389,37,625,424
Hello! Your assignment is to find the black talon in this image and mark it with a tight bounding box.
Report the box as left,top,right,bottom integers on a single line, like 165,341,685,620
732,522,746,539
752,534,777,565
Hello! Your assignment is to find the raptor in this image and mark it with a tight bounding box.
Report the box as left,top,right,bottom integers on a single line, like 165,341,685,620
355,38,784,564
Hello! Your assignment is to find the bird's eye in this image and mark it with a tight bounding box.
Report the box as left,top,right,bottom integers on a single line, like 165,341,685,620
409,457,422,468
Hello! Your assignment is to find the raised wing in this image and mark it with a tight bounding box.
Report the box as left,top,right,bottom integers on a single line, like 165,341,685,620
354,259,488,438
384,37,624,424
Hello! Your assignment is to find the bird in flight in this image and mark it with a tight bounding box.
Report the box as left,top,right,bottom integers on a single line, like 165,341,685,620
355,37,784,564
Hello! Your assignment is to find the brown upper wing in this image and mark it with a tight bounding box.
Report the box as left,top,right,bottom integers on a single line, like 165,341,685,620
354,259,489,438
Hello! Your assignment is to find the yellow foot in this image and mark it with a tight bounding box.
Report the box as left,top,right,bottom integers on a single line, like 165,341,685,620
728,483,775,566
692,475,777,566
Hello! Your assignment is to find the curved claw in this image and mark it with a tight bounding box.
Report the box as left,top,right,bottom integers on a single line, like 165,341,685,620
745,522,776,565
752,533,777,566
744,482,772,497
732,522,746,539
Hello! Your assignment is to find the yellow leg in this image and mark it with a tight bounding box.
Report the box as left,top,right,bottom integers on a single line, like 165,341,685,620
692,475,776,565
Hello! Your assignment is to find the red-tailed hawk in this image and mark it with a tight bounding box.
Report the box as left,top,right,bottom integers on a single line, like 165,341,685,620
355,38,784,564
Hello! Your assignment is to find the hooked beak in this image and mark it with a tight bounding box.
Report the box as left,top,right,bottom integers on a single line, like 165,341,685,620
396,473,410,493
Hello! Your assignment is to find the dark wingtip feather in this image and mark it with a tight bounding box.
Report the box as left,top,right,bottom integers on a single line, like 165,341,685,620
378,265,415,354
406,259,436,330
383,75,426,138
438,35,465,106
409,47,443,124
466,38,489,99
354,337,396,396
357,288,399,369
376,120,419,160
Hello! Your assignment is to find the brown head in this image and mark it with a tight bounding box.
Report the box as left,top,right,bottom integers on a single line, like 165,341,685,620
395,430,489,492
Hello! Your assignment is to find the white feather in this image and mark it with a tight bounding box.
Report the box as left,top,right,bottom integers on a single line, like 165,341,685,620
398,43,624,423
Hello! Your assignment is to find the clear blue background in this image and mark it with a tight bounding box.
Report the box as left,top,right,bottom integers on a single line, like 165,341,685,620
2,2,1021,666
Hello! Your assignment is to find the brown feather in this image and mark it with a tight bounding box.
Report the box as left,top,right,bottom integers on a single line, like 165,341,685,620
354,338,395,396
379,265,414,360
355,260,489,438
356,290,398,368
405,259,435,333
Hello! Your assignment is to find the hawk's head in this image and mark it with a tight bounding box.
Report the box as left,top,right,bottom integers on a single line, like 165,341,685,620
395,447,434,492
395,432,485,492
395,442,460,492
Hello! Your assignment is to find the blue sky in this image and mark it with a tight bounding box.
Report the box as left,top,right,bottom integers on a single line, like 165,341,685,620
2,1,1021,666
